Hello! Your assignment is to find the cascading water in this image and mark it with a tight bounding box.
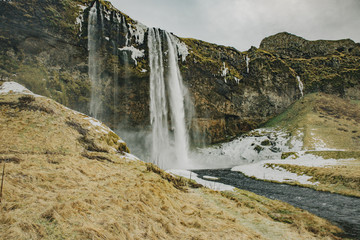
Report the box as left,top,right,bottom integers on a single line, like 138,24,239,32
165,31,190,167
246,55,250,73
112,15,120,126
88,2,103,119
296,76,304,97
122,15,129,46
148,28,190,169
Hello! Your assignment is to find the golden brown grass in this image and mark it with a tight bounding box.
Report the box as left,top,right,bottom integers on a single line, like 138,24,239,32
0,92,342,239
273,160,360,197
265,93,360,197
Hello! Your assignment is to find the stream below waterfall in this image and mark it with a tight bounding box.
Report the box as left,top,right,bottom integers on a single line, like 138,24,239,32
192,169,360,239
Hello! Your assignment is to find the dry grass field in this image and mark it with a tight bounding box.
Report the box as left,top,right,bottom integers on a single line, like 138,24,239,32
0,86,343,239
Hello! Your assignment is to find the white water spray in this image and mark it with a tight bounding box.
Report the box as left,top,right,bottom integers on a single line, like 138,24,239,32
296,76,304,97
88,2,103,119
148,28,190,169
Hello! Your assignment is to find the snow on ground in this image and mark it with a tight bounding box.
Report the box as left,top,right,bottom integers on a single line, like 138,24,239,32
83,117,111,134
232,161,315,185
167,169,234,191
231,152,349,185
189,127,352,185
0,81,38,96
122,152,140,161
203,176,219,180
189,128,301,169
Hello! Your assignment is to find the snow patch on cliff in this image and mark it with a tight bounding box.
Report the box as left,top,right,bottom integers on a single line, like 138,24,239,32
119,46,145,65
76,4,87,32
173,37,189,61
128,21,147,45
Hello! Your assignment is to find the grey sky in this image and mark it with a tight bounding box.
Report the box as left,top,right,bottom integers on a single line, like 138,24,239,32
109,0,360,51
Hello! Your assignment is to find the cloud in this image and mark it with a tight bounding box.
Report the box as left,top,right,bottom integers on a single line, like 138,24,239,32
110,0,360,51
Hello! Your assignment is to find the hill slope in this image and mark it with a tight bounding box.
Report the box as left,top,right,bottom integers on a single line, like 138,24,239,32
0,82,342,239
263,93,360,196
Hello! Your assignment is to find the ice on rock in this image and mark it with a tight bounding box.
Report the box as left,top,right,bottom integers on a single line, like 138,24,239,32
128,21,148,45
76,4,87,32
172,36,189,62
119,46,145,65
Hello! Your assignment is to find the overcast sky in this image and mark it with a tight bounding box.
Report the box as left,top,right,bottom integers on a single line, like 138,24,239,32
109,0,360,51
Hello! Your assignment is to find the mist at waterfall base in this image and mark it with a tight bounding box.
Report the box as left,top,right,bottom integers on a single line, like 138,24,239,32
117,126,303,170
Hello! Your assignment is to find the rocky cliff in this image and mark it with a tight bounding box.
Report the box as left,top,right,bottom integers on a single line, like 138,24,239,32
260,32,360,99
1,0,359,144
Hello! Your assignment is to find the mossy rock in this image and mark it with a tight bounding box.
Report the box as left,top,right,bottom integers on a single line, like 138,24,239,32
260,139,271,146
281,152,299,159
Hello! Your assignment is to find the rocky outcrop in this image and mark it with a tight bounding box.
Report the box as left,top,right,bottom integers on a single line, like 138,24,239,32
0,1,359,144
259,32,360,100
260,32,360,58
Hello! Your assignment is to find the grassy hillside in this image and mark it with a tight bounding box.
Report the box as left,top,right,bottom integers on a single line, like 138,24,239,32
0,83,343,239
265,93,360,197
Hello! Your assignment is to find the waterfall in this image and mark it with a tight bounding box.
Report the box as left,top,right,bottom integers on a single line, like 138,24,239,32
296,76,304,97
246,55,250,73
88,2,103,119
112,17,120,126
148,28,190,169
121,15,129,46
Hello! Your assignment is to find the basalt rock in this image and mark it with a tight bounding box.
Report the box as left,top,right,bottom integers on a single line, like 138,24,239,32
0,1,359,144
260,32,360,100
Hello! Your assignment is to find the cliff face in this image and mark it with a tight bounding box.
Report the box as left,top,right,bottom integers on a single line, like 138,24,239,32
260,32,360,99
1,1,359,144
179,40,299,142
